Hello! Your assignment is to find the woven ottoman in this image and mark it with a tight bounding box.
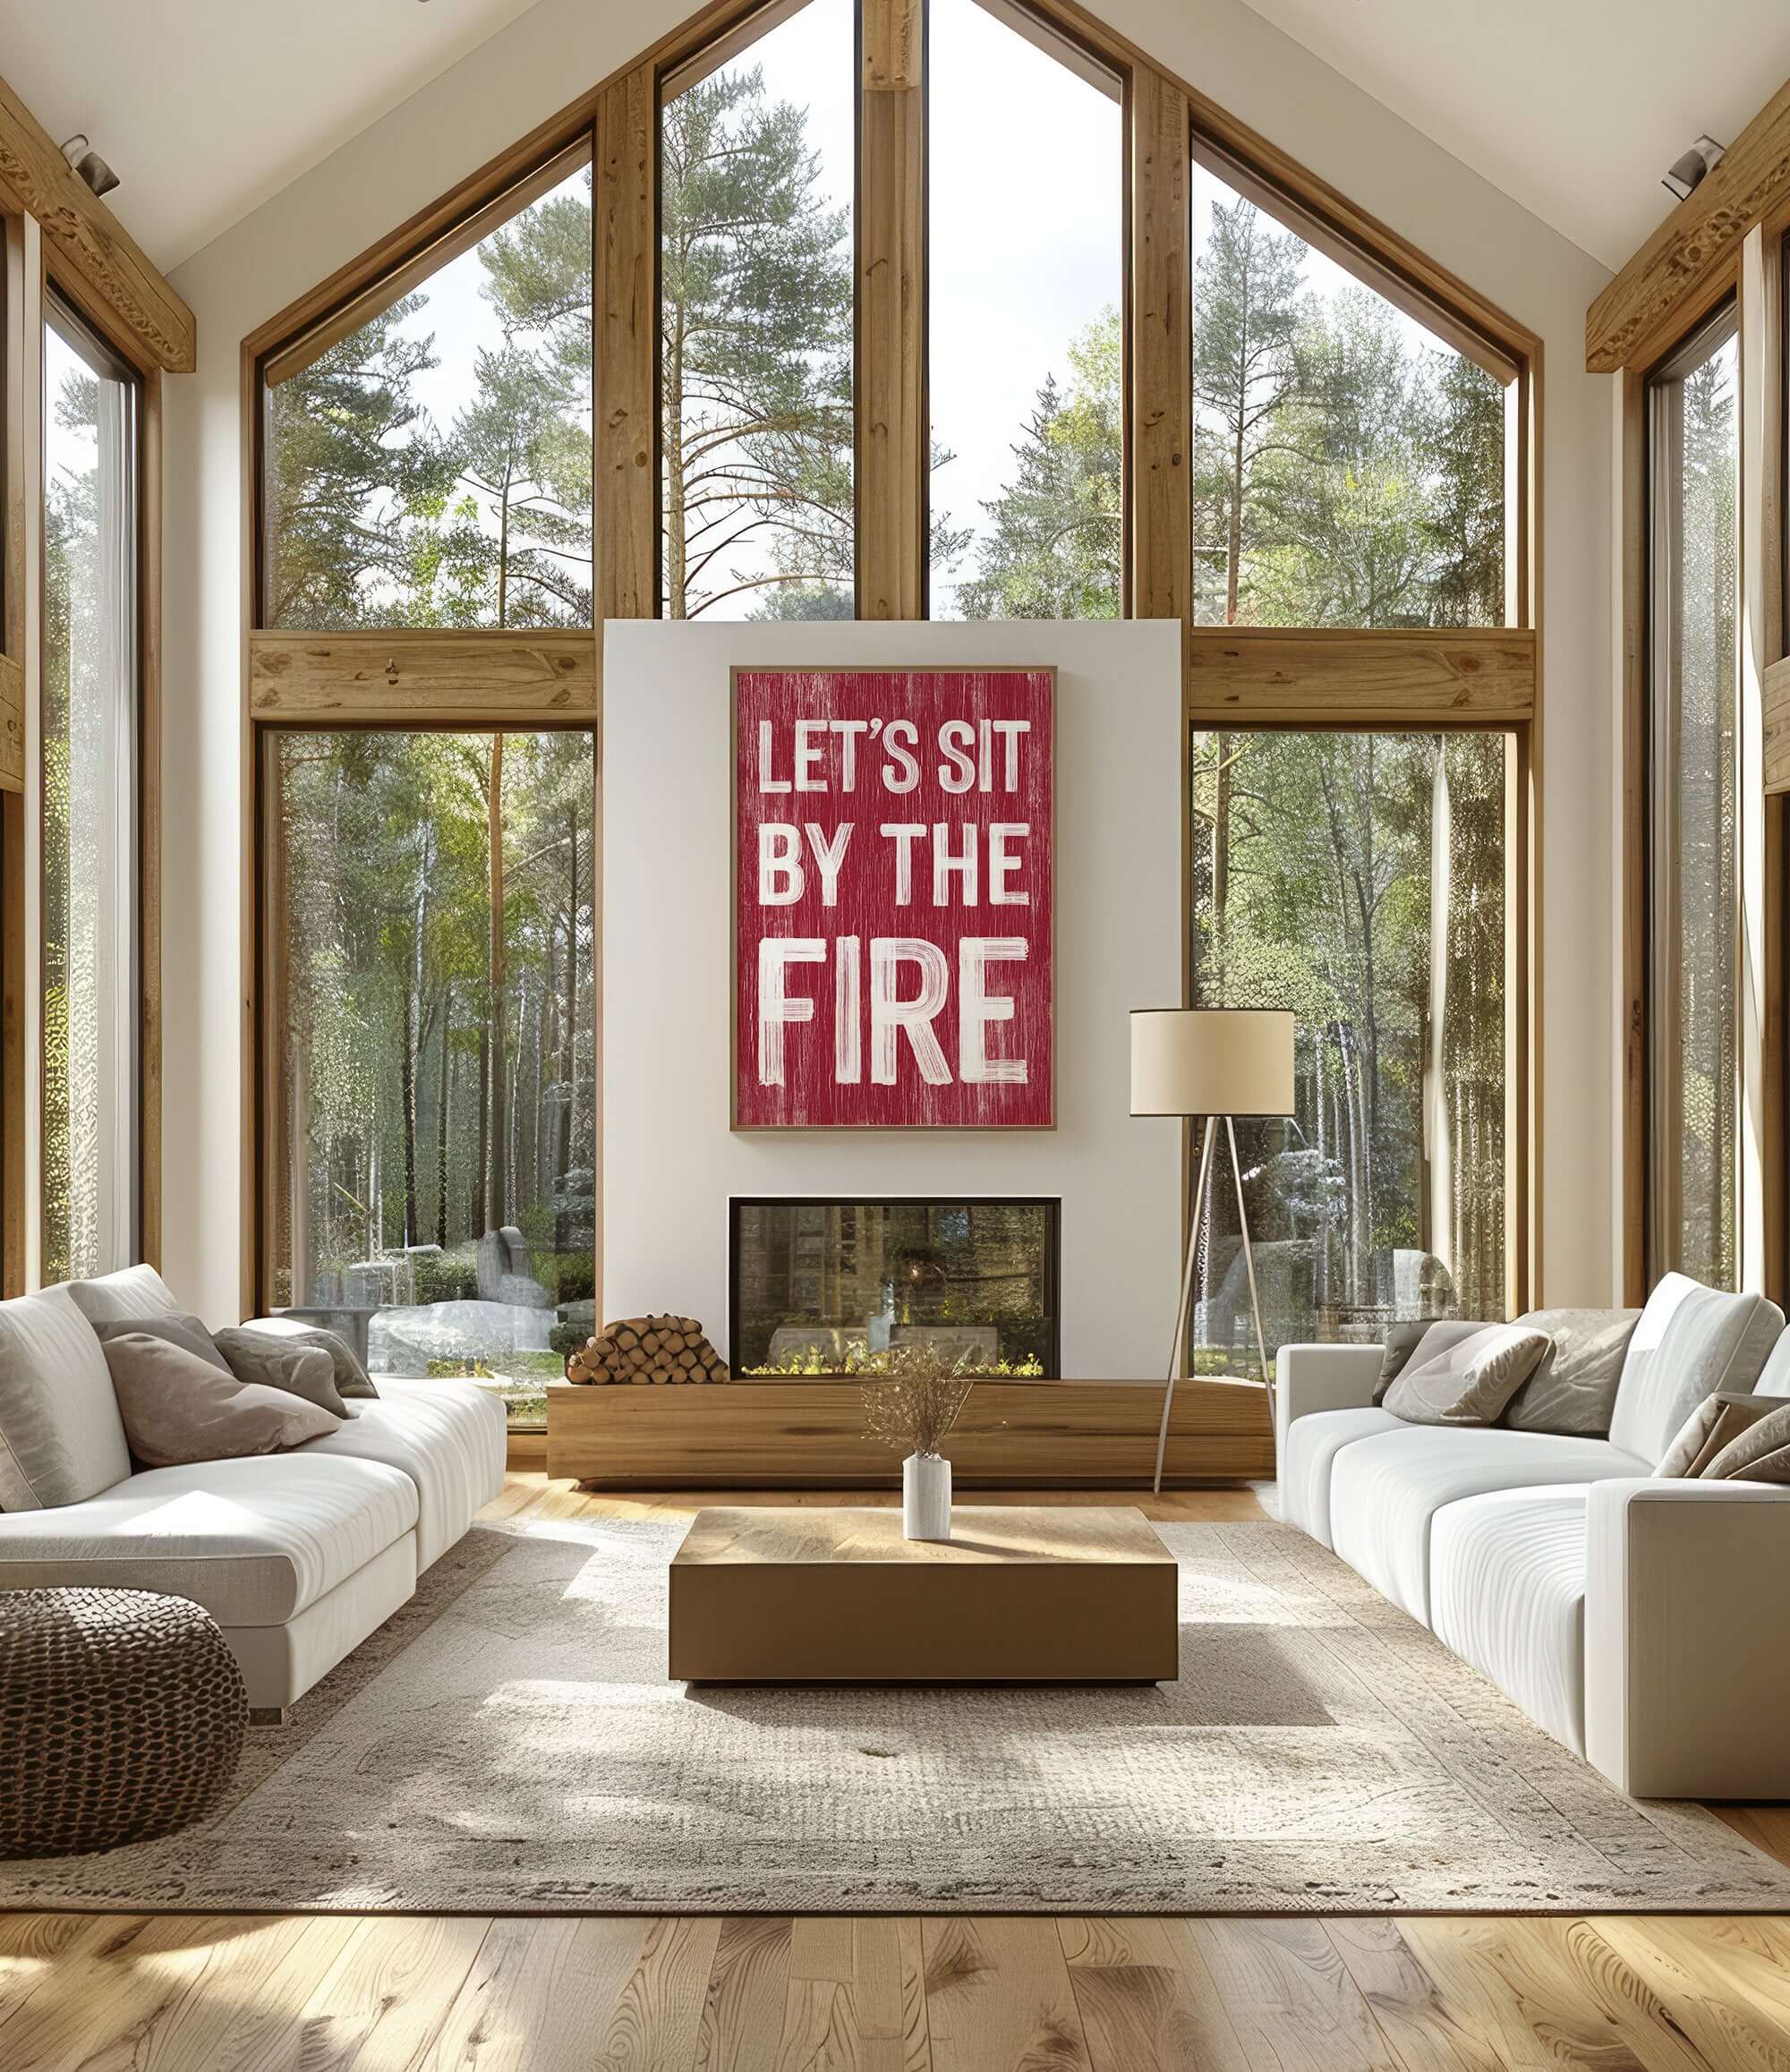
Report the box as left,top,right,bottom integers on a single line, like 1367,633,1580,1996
0,1587,247,1857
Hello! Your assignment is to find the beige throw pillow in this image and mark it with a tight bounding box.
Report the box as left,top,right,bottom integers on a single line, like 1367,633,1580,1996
1382,1322,1552,1428
236,1321,378,1400
1657,1392,1780,1478
101,1334,338,1469
92,1312,231,1374
211,1328,347,1417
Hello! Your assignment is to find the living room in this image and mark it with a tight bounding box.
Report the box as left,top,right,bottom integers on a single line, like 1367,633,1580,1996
0,0,1788,2062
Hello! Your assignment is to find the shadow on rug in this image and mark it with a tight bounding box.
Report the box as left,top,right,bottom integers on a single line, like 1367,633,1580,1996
1,1515,1786,1915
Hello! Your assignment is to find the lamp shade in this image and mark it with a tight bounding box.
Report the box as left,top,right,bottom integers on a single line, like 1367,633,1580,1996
1129,1008,1295,1118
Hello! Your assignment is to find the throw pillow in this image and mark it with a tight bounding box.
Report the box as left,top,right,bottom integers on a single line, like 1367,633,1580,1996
235,1320,378,1400
211,1327,347,1418
1375,1319,1432,1404
1501,1308,1641,1436
0,1286,132,1509
1703,1398,1790,1483
1382,1322,1552,1428
1656,1392,1778,1478
91,1312,231,1374
101,1334,338,1469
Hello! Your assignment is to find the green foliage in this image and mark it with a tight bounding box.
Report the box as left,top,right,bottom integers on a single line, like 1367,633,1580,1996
743,1347,1044,1378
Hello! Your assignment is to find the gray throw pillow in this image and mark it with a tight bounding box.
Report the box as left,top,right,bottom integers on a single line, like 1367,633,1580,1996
1382,1322,1553,1428
101,1334,337,1468
1657,1391,1777,1477
212,1328,347,1418
1501,1307,1641,1436
237,1321,377,1400
92,1312,231,1374
1375,1319,1433,1404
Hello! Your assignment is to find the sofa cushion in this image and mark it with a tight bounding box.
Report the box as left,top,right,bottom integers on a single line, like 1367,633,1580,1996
1502,1308,1641,1436
0,1452,417,1624
1382,1323,1550,1427
1609,1275,1784,1466
298,1378,506,1571
1280,1406,1402,1547
1328,1426,1648,1624
61,1264,183,1326
1753,1329,1790,1397
0,1286,132,1510
1430,1486,1590,1756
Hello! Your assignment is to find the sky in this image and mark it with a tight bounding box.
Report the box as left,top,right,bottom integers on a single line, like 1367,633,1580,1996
361,0,1477,624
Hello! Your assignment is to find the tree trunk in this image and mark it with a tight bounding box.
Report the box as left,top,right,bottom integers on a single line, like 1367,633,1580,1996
556,809,579,1245
487,733,507,1231
435,989,451,1249
473,1025,489,1238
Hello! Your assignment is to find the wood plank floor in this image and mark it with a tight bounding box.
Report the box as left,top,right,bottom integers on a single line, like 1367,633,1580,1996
3,1475,1788,2072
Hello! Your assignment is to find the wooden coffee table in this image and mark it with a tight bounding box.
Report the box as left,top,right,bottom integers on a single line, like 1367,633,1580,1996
668,1505,1179,1684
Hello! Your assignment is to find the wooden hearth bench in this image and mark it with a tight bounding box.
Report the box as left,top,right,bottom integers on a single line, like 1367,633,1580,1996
544,1375,1274,1488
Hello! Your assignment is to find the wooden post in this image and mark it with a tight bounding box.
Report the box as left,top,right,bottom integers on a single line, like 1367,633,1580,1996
595,72,657,623
857,0,925,619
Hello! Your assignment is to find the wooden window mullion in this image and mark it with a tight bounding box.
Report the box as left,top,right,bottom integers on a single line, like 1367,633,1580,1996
596,72,657,624
857,0,925,619
1129,64,1189,630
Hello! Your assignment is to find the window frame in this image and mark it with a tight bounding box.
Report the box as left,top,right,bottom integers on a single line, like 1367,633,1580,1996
239,0,1544,1373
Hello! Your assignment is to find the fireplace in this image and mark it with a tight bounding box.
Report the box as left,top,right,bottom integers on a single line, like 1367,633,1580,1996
729,1198,1061,1377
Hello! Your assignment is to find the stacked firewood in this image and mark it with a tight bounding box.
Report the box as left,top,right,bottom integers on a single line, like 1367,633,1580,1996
565,1315,729,1385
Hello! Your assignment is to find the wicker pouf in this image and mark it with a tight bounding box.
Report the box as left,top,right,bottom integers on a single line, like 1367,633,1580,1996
0,1587,247,1857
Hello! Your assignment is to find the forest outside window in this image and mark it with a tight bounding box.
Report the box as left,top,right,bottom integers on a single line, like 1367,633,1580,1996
1189,145,1515,629
1645,307,1740,1290
43,297,140,1285
263,729,595,1429
260,147,593,630
927,0,1122,618
659,0,855,618
1189,727,1513,1367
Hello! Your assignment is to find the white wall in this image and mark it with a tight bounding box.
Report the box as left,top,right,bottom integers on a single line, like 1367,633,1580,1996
602,619,1183,1373
161,0,1618,1325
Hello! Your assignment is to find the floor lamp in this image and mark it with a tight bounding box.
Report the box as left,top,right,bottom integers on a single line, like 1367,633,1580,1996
1130,1008,1297,1494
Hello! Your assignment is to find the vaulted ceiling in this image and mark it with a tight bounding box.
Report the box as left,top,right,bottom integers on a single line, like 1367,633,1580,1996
0,0,1786,274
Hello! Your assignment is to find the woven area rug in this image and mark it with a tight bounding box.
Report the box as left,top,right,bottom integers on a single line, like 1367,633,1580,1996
3,1513,1788,1915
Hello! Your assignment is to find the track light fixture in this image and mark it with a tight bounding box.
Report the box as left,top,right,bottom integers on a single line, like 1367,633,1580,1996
59,133,120,199
1662,134,1726,202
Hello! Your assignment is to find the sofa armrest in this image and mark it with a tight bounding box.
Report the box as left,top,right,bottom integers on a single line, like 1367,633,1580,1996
1585,1477,1790,1798
1274,1344,1384,1456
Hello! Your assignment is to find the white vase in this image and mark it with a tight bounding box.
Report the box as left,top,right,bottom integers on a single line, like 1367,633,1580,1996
902,1452,952,1541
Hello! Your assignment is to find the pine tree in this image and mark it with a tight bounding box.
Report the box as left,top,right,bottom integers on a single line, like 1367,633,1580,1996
661,64,853,618
955,314,1121,620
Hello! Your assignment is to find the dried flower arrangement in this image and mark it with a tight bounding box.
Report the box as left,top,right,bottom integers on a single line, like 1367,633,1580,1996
859,1341,976,1458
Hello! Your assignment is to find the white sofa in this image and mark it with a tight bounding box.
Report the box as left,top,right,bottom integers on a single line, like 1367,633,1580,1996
0,1264,505,1714
1278,1273,1790,1798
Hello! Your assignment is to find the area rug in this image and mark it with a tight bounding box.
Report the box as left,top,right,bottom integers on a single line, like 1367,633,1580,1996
3,1513,1788,1915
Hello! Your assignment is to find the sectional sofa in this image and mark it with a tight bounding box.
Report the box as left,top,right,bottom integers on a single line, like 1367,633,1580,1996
1279,1272,1790,1798
0,1265,505,1714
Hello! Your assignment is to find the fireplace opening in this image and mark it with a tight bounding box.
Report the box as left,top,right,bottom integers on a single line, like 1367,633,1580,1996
729,1198,1061,1377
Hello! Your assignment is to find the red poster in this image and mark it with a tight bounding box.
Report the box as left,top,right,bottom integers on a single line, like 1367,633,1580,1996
734,666,1053,1129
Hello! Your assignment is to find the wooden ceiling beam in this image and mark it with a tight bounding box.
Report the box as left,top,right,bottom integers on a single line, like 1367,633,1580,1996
0,68,195,374
1587,79,1790,374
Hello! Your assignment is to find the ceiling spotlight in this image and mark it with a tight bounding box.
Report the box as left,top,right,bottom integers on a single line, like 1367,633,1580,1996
1662,134,1726,202
59,133,119,199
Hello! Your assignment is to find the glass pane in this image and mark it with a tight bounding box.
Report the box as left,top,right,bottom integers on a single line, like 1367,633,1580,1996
43,306,139,1284
660,0,854,618
732,1199,1059,1374
1191,162,1510,628
1190,729,1510,1364
266,730,596,1428
1648,317,1739,1286
928,0,1121,619
263,156,593,628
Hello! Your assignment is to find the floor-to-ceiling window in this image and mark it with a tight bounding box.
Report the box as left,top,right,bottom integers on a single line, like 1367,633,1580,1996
1190,727,1513,1365
42,296,140,1283
927,0,1122,618
1645,305,1741,1288
659,0,855,619
263,728,595,1426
